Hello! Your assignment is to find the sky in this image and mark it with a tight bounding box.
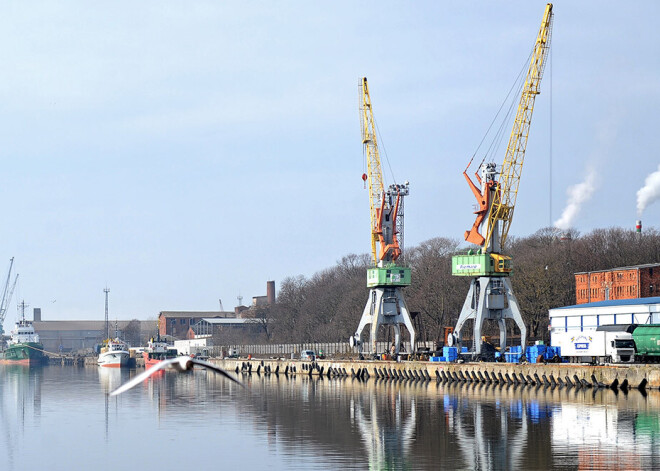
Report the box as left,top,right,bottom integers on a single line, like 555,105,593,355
0,1,658,323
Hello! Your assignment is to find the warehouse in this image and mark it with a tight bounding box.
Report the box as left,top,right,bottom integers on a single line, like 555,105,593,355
549,297,660,334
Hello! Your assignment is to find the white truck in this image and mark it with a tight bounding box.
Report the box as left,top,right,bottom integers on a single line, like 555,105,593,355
551,325,635,364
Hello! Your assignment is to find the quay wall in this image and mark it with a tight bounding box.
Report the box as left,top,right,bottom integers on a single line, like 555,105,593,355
214,358,660,390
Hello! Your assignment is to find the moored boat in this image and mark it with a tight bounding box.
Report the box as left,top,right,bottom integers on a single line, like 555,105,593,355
1,307,46,365
97,338,130,368
143,336,178,369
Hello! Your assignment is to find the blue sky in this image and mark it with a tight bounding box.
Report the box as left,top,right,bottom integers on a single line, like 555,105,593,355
0,1,658,322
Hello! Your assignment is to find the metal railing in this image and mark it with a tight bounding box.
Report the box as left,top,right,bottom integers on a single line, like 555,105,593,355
190,341,437,358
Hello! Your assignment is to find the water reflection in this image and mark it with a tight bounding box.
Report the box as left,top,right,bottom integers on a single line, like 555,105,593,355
1,366,660,470
0,365,43,470
351,382,416,469
241,376,660,470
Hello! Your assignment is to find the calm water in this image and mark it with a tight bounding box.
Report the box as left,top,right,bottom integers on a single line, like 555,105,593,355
1,364,659,470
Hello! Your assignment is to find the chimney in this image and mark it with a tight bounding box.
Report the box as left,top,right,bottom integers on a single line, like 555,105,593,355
267,280,276,305
33,308,41,322
636,220,642,233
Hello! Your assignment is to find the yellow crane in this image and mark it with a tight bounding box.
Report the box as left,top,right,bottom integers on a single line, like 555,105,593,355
359,77,405,266
484,3,554,252
359,77,385,266
352,77,414,357
450,4,554,358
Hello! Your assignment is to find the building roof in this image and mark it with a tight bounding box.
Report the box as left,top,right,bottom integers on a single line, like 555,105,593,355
575,263,660,275
553,296,660,310
198,317,255,325
32,320,156,331
159,311,236,318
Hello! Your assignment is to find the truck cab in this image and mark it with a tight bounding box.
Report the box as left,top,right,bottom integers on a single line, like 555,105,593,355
606,331,635,363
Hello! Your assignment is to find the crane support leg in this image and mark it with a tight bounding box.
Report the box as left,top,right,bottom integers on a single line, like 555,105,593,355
502,277,527,354
452,276,526,357
352,286,415,357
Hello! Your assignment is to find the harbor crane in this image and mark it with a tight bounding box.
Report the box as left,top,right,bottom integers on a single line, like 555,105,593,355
449,4,553,357
0,258,18,335
350,77,415,357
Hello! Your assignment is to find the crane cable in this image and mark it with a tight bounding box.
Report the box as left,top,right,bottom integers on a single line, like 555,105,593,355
468,47,536,173
374,117,397,186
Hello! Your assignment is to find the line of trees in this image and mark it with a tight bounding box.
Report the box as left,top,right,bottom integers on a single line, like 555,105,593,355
251,226,660,347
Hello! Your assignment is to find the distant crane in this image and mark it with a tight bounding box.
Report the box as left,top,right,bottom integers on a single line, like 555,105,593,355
350,77,415,357
0,258,18,335
450,4,554,357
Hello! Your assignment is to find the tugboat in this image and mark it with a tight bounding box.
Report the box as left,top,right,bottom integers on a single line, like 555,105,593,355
143,334,178,369
1,301,46,365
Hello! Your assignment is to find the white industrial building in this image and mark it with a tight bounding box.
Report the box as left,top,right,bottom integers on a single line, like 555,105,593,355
549,297,660,334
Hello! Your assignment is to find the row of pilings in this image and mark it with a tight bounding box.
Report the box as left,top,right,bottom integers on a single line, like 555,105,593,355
226,359,659,393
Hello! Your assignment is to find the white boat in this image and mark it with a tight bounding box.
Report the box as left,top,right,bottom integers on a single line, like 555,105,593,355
97,338,130,368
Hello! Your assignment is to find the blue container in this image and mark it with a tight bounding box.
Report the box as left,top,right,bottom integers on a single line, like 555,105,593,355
430,356,442,362
505,353,521,363
510,346,522,353
443,347,458,359
543,346,558,360
461,347,468,353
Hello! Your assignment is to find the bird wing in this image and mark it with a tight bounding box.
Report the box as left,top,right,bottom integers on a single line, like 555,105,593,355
191,358,242,386
109,358,178,396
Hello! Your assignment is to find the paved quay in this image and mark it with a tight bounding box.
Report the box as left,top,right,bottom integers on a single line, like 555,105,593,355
213,358,660,390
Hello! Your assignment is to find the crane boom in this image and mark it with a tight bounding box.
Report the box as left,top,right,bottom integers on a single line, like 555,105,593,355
359,77,385,265
3,274,18,322
484,3,553,250
0,258,14,323
359,77,408,265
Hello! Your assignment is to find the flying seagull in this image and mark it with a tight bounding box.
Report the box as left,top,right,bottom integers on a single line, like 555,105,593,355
109,356,241,396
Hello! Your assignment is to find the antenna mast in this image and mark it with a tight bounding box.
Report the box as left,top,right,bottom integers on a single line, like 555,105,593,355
104,287,110,340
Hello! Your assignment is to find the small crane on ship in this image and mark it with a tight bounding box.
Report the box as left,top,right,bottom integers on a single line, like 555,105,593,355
449,4,554,358
350,77,415,357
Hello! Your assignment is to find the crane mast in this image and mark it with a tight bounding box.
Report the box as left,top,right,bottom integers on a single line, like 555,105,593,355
450,4,553,358
352,77,415,357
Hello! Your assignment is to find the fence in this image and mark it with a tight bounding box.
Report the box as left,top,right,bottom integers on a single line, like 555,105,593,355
190,341,438,358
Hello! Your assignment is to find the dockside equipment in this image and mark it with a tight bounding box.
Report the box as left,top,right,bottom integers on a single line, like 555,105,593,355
449,4,554,358
350,77,415,357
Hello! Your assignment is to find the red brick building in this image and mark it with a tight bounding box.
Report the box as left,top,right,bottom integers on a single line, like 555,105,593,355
575,263,660,304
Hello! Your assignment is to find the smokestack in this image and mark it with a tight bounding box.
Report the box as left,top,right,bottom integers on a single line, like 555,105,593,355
267,280,276,305
636,220,642,233
33,308,41,322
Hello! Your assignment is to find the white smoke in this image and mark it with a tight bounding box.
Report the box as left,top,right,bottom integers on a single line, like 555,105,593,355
553,168,597,231
637,164,660,216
